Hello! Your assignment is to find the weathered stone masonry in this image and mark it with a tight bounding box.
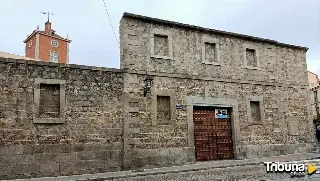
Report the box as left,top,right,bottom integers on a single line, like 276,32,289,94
0,12,316,179
0,58,124,179
120,13,316,169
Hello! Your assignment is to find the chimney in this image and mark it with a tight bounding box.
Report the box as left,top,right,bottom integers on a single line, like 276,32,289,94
45,21,51,32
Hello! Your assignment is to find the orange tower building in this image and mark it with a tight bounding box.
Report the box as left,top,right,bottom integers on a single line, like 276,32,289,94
23,18,71,64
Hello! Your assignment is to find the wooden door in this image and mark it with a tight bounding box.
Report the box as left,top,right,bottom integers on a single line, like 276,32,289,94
193,106,233,161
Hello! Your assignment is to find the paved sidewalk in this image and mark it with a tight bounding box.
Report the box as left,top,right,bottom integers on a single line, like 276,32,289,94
3,152,320,181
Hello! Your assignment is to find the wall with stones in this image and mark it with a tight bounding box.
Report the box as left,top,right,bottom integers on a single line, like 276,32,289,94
120,14,316,169
0,13,316,179
120,16,308,86
0,58,124,179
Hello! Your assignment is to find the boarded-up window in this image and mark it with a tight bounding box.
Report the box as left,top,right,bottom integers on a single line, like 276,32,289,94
39,84,60,118
250,101,261,122
246,48,257,67
154,34,168,56
157,96,171,124
205,42,216,62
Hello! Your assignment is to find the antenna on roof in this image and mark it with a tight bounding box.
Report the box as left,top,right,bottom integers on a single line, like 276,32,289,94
41,0,54,22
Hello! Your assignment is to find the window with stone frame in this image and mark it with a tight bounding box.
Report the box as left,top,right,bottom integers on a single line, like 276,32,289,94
205,42,217,62
33,78,66,124
39,84,61,118
250,101,261,122
154,34,169,57
246,48,257,67
157,96,171,124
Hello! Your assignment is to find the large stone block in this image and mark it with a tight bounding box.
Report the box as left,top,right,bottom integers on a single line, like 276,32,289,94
75,160,104,171
0,145,23,155
104,159,122,168
11,163,40,175
0,166,12,176
59,161,77,175
245,145,262,159
95,150,111,160
77,151,96,160
57,152,76,162
35,153,58,164
39,162,59,173
23,145,45,155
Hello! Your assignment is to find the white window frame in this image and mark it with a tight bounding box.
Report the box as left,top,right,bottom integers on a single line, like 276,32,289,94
50,51,59,63
29,40,33,47
201,35,220,65
51,40,58,47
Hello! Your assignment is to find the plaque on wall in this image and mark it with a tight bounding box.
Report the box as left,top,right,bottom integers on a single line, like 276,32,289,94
176,104,183,109
215,109,228,118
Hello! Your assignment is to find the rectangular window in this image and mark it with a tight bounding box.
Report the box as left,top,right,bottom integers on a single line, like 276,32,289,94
157,96,171,124
34,78,66,124
246,48,257,67
205,42,216,62
154,34,168,57
50,51,59,62
201,36,220,65
39,84,60,118
250,101,261,122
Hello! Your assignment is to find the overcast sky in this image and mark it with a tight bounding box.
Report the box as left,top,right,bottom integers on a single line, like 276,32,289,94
0,0,319,74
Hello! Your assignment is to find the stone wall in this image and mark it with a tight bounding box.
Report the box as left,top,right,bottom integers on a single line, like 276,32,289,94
0,12,317,180
0,58,124,179
120,14,308,86
120,13,316,169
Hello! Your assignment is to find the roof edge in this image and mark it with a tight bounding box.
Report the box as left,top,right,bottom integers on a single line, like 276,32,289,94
23,31,37,43
23,31,71,43
122,12,308,51
308,71,319,76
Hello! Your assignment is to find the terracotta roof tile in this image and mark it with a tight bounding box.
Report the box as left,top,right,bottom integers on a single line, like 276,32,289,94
23,30,71,43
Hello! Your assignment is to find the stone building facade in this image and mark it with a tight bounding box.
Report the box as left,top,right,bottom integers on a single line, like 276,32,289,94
308,71,320,121
120,13,315,169
0,12,315,179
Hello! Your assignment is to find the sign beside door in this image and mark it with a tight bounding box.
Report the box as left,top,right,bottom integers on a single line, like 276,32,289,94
215,109,228,118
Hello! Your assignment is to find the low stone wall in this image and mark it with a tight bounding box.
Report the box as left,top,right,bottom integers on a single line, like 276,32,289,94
0,143,122,179
0,58,124,180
